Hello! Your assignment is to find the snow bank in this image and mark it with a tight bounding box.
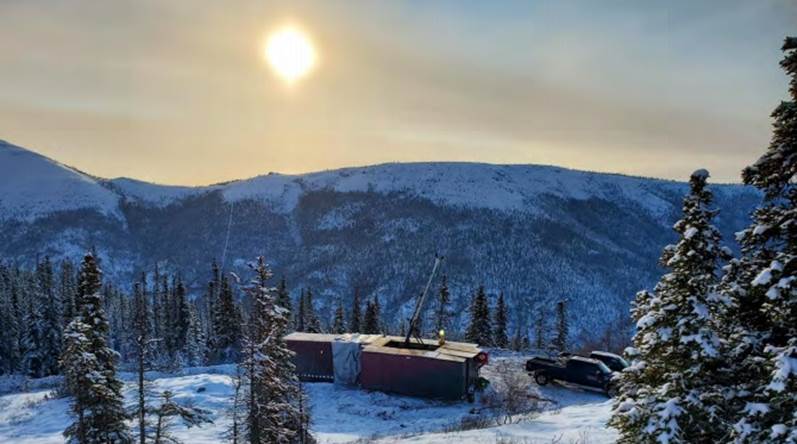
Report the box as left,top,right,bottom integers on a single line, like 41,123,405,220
0,363,617,444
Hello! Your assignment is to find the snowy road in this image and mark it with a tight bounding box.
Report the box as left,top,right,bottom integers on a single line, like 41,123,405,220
0,365,617,443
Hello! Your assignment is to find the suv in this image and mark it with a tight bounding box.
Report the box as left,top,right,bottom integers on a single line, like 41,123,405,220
526,355,615,395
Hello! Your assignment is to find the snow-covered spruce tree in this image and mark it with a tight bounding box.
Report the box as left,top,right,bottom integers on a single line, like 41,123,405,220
38,260,63,377
276,277,293,323
21,257,63,377
718,37,797,443
60,258,78,327
303,290,322,334
61,253,131,444
493,291,509,348
349,288,362,333
553,300,569,353
239,257,311,443
534,306,547,351
363,297,381,335
0,263,22,374
185,303,206,366
168,277,191,367
295,289,306,332
332,302,346,334
611,170,730,443
435,275,451,334
210,273,242,363
465,286,492,346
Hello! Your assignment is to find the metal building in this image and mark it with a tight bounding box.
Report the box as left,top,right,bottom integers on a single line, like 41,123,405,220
285,332,485,401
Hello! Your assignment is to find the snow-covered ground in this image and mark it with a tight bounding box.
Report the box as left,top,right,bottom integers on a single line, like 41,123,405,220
0,362,616,443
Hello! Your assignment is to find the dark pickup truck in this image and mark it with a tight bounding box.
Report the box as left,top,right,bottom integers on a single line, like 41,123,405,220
589,351,629,372
525,355,616,395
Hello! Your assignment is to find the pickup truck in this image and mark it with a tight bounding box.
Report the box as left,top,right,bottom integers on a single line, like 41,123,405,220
525,355,616,395
589,351,628,372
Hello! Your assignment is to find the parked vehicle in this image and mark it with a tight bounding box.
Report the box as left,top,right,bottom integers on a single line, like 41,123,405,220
525,355,616,395
589,351,629,372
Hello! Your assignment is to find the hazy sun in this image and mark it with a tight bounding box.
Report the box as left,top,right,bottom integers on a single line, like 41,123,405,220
265,26,317,83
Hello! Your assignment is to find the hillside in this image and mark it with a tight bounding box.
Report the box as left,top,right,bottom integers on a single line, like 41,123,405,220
0,140,761,341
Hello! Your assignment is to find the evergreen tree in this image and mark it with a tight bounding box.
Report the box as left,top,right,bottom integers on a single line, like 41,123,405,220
186,304,206,366
611,170,729,443
534,306,546,350
465,286,492,346
553,300,569,353
303,290,322,334
210,273,242,363
239,257,310,443
719,37,797,443
510,327,523,352
21,280,45,376
295,289,306,332
172,277,191,364
0,264,22,374
493,291,509,348
349,288,362,333
131,282,152,444
363,297,381,334
332,302,346,334
21,258,62,377
275,277,292,324
434,275,451,334
61,253,131,443
60,259,78,327
151,267,163,354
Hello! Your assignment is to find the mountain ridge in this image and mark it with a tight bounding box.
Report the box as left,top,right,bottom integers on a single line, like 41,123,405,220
1,139,750,221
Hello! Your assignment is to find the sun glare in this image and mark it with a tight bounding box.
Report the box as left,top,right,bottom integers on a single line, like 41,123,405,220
265,26,317,83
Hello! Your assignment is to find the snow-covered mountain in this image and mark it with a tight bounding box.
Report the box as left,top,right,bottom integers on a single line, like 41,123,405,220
0,140,122,221
0,140,761,342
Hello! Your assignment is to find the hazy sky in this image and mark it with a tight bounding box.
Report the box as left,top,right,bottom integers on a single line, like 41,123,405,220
1,0,794,185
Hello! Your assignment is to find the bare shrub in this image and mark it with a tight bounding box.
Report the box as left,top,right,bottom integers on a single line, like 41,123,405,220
442,414,494,433
482,360,547,425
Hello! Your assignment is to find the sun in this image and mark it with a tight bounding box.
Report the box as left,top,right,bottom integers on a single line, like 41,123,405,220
265,26,317,83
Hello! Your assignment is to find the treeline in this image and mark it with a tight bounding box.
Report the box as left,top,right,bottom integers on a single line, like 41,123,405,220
0,252,587,378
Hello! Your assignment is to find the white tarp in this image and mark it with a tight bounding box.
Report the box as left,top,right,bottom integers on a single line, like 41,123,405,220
332,339,361,385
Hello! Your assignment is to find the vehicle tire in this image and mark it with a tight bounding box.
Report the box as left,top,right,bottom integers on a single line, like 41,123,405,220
534,372,549,386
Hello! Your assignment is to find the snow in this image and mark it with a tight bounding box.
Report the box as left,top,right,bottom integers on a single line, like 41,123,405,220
106,178,201,207
771,424,787,438
752,269,773,287
691,169,710,180
683,227,698,239
1,141,756,223
743,402,770,416
224,162,684,217
0,364,617,443
389,391,616,443
752,224,769,236
0,140,122,221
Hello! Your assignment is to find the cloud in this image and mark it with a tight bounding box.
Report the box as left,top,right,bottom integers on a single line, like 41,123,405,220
0,0,792,184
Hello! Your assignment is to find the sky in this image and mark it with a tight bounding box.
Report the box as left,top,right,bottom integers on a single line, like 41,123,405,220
0,0,794,185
